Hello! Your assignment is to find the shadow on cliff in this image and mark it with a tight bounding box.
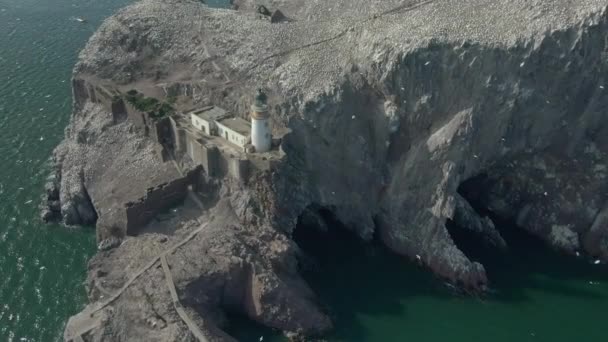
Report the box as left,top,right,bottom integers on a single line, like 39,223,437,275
299,206,608,341
449,178,608,304
291,209,454,342
228,204,608,342
450,215,608,302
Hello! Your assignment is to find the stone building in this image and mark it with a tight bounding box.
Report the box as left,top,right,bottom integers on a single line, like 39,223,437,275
216,117,251,149
188,105,252,151
189,106,228,135
187,90,272,153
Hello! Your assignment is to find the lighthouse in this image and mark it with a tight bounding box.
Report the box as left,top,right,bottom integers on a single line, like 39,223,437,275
250,89,272,153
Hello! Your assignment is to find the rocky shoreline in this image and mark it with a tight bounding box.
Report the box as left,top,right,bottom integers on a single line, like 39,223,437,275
46,0,608,340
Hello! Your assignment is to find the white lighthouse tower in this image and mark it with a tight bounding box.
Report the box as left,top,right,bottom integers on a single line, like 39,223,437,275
250,89,272,153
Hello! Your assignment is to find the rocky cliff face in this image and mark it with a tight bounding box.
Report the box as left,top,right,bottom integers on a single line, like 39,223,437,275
55,0,608,340
232,0,608,288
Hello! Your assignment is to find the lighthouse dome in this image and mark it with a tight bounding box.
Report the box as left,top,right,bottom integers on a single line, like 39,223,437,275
251,88,269,115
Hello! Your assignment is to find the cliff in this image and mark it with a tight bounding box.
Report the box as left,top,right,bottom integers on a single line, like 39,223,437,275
50,0,608,340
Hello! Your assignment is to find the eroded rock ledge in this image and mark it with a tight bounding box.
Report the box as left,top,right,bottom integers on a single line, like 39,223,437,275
51,0,608,340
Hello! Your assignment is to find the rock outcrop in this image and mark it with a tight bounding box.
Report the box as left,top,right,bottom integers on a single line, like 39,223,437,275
52,0,608,340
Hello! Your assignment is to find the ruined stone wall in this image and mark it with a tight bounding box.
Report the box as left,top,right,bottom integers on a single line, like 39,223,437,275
184,133,221,177
124,166,203,235
72,79,118,114
151,117,172,146
169,116,187,154
213,150,249,182
184,130,250,182
229,157,249,182
111,98,128,123
125,102,150,133
113,99,172,155
71,79,155,134
72,79,88,112
186,133,206,165
150,117,174,160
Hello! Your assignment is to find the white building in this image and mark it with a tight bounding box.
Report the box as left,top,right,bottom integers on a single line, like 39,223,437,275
250,89,272,153
216,117,251,149
188,94,271,153
189,106,228,136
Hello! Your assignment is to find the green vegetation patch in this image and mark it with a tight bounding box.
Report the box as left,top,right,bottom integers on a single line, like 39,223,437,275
124,89,174,120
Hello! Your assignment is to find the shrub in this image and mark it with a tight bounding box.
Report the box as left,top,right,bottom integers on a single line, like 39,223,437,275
124,90,174,120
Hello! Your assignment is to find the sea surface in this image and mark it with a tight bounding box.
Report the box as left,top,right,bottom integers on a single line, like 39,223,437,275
229,219,608,342
0,1,131,341
1,1,607,342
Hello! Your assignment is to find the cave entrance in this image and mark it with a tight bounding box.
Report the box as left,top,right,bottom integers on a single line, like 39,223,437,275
456,172,490,213
455,172,608,295
444,218,505,269
293,207,367,271
452,172,543,283
289,206,446,340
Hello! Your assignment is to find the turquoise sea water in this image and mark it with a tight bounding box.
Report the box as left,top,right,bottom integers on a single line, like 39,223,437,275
231,220,608,342
0,1,130,340
1,1,607,342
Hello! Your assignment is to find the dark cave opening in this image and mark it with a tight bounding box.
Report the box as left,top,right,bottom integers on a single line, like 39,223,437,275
224,314,279,342
286,206,454,341
444,218,504,267
443,172,513,274
457,172,491,216
455,173,608,292
453,172,549,276
293,207,368,270
227,199,608,341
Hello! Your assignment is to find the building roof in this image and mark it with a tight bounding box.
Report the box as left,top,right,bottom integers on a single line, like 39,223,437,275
217,117,251,136
189,106,228,121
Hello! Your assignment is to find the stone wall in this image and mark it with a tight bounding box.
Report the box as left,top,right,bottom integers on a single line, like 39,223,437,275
125,101,150,133
186,133,206,166
151,117,172,145
228,156,249,182
71,80,159,135
111,98,173,160
111,98,128,123
212,148,249,182
72,79,119,115
184,133,222,178
204,145,220,178
169,116,188,154
124,166,202,236
185,131,250,182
